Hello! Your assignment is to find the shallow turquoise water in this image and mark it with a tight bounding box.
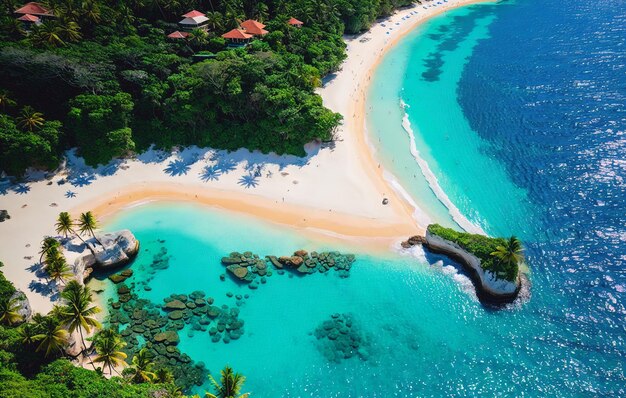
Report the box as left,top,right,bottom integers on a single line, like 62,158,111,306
103,201,621,396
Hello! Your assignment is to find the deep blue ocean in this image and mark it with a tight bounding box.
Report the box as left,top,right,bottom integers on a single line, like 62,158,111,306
366,0,626,394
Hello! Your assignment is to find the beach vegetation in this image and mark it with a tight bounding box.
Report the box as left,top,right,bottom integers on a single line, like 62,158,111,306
55,211,75,239
0,266,197,396
60,280,101,367
125,347,157,384
43,250,73,285
205,365,249,398
39,236,60,264
0,297,23,326
0,0,417,175
33,315,69,358
92,328,128,377
427,224,521,282
77,211,102,246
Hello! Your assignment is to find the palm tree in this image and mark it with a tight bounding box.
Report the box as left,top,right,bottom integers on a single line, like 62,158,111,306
81,0,102,24
77,211,103,247
60,281,101,367
206,366,249,398
55,212,74,239
45,253,73,286
128,348,156,383
0,297,23,326
93,328,127,376
19,322,38,346
59,20,82,42
490,236,524,280
30,22,65,47
188,28,208,49
205,11,224,31
0,89,16,111
155,367,174,383
39,236,60,264
16,105,45,131
33,316,69,358
1,17,26,37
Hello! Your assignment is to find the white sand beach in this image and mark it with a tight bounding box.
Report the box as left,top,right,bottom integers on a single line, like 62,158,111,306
0,0,488,314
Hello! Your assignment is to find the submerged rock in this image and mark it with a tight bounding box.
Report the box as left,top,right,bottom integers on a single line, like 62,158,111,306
314,313,370,363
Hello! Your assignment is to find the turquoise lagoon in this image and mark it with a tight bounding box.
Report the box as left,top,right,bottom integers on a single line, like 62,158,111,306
100,0,626,395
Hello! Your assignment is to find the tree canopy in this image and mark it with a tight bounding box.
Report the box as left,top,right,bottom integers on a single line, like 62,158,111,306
0,0,423,174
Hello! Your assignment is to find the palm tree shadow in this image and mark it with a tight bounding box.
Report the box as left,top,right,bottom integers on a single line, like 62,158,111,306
68,173,96,187
199,165,222,182
28,280,60,301
12,184,31,194
164,160,191,176
237,174,260,189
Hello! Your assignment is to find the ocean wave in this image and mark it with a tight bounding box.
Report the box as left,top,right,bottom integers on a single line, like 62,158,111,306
399,99,485,234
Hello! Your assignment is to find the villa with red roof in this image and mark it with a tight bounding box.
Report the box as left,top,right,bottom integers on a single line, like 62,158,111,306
14,2,54,29
14,2,54,17
178,10,209,31
239,20,268,36
287,17,304,28
221,19,269,46
221,28,253,45
167,31,189,40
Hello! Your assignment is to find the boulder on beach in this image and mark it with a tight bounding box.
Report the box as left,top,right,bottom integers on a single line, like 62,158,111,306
75,230,140,275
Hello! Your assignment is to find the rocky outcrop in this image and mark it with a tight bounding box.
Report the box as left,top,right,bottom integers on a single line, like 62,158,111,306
401,235,426,248
221,250,356,285
10,290,31,324
424,231,521,303
74,230,139,275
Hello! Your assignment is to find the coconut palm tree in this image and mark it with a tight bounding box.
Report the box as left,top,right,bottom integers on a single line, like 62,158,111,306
205,11,224,31
55,212,74,239
60,281,101,367
128,348,156,383
44,253,73,286
188,28,208,49
0,297,23,326
39,236,60,264
155,367,174,383
1,17,26,37
490,236,524,280
81,0,102,24
206,366,249,398
77,211,103,246
0,89,16,111
19,322,38,346
16,105,45,131
30,22,65,47
33,316,69,358
93,328,127,376
59,20,82,42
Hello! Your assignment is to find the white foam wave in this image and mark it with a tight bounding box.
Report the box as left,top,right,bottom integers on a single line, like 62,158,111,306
399,100,485,234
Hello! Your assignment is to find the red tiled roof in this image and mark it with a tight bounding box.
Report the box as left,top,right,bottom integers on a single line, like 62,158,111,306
18,13,39,22
14,2,52,16
288,17,303,26
167,31,189,39
222,28,253,40
240,19,268,36
182,10,205,18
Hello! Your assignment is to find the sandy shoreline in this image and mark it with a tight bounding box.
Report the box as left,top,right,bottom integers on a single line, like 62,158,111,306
0,0,489,314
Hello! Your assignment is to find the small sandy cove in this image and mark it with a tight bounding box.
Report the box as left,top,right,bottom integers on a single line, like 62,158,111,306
0,0,488,314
